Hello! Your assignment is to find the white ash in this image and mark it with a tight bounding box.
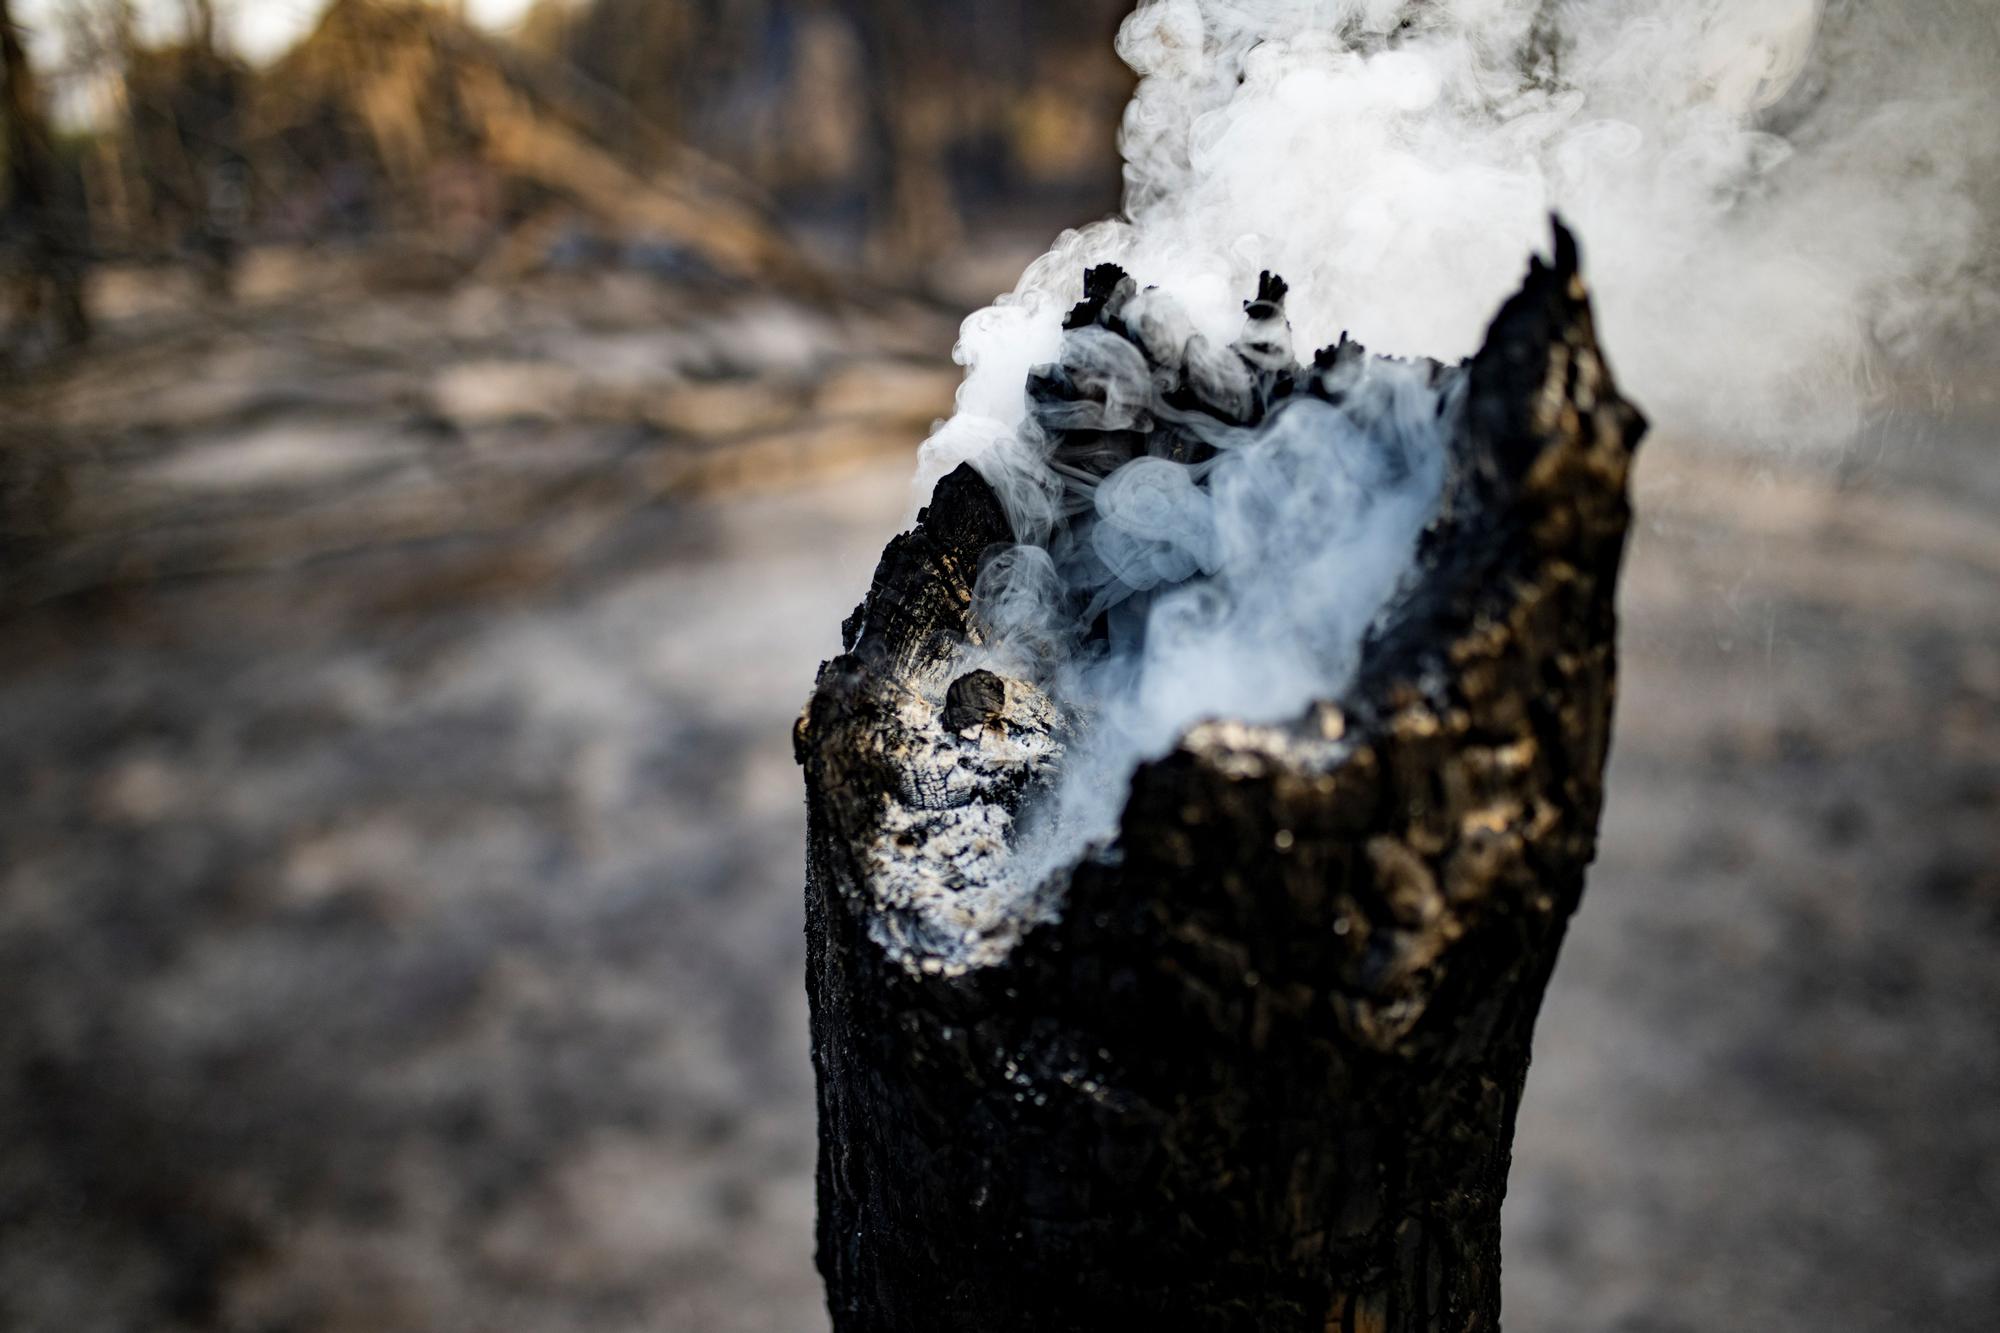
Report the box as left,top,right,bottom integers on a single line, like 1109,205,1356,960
860,671,1067,974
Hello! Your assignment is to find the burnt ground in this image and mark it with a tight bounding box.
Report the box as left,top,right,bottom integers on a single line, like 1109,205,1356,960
1,257,1996,1332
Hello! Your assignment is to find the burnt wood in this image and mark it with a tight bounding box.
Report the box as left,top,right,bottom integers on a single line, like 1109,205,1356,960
796,220,1645,1331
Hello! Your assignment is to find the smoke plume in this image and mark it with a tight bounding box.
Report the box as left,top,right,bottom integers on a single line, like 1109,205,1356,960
910,0,1998,890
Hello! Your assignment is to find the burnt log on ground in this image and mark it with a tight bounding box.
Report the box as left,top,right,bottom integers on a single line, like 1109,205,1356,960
796,223,1646,1331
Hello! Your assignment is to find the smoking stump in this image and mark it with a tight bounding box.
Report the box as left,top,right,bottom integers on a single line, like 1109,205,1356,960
798,220,1644,1329
795,0,1991,1324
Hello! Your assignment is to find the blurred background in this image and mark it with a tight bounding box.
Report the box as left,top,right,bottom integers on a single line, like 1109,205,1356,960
0,2,1995,1330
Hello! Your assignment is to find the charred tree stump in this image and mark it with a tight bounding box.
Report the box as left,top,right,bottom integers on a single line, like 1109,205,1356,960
796,224,1645,1331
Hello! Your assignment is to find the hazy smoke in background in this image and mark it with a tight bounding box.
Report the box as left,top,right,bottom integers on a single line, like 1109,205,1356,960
907,0,1999,889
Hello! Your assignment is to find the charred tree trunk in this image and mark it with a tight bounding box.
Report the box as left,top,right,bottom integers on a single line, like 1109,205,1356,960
797,225,1645,1331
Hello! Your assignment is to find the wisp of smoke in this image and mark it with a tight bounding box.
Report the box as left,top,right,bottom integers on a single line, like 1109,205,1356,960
910,0,1998,891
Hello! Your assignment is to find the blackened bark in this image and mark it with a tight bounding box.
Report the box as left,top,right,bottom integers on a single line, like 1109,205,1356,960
797,222,1645,1331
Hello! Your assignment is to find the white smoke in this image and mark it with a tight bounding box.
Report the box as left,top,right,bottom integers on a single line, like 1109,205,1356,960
960,279,1459,876
907,0,1998,886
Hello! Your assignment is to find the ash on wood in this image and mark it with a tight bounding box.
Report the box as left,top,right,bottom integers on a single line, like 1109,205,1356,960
795,221,1645,1331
